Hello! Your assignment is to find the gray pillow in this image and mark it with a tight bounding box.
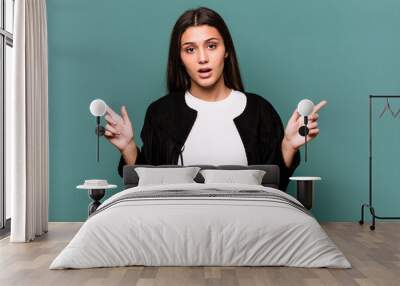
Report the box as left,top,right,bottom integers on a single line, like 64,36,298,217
200,169,266,185
135,167,201,186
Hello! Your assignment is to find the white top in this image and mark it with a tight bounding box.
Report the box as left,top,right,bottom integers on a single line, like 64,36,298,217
289,177,322,181
77,179,117,189
76,185,117,190
178,89,248,166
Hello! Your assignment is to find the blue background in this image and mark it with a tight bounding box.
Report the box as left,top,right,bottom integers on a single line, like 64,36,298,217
47,0,400,221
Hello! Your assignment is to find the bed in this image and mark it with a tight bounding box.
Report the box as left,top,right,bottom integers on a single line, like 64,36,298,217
49,164,351,269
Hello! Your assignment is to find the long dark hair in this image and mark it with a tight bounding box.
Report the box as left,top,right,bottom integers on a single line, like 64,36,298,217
167,7,244,93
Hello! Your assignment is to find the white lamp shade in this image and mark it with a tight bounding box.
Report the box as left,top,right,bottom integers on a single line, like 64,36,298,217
297,99,314,116
90,99,107,117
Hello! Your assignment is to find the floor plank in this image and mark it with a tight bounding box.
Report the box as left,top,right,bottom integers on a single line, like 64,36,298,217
0,222,399,286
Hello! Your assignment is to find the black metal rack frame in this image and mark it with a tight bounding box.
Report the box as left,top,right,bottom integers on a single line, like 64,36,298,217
360,95,400,230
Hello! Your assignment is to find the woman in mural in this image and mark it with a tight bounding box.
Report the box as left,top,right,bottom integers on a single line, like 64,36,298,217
104,7,326,191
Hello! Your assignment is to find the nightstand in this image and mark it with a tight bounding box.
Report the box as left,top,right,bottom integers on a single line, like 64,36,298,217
289,176,322,210
77,180,117,216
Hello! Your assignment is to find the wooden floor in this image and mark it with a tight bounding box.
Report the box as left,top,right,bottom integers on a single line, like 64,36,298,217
0,222,399,286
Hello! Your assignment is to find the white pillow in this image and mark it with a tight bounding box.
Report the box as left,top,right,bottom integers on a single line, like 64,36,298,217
135,167,201,186
200,169,266,185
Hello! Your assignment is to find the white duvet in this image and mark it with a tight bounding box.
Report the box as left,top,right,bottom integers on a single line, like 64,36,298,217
50,183,351,269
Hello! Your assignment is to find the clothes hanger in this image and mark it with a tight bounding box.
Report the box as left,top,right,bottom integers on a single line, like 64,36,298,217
393,106,400,118
378,98,396,118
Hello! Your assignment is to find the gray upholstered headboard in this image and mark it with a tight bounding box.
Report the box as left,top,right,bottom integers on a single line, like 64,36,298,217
123,164,280,190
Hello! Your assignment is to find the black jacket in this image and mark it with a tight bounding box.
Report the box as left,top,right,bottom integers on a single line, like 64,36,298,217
118,91,300,191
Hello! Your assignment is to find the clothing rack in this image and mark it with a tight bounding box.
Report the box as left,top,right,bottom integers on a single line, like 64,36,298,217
359,95,400,230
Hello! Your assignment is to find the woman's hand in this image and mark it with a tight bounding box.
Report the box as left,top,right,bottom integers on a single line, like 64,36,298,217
103,105,136,152
283,100,328,151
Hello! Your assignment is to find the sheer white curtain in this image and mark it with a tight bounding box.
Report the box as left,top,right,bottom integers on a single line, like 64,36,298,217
7,0,49,242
